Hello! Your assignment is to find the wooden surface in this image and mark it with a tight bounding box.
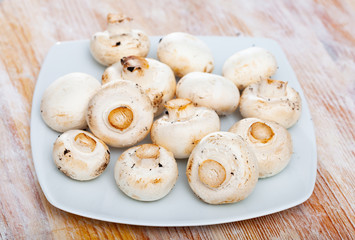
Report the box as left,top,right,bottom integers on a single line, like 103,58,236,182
0,0,354,239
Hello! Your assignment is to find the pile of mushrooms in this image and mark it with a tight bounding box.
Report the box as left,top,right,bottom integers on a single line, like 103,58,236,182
40,13,303,204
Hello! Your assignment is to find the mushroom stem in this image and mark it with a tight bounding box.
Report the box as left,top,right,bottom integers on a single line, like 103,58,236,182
258,79,287,98
198,159,226,188
165,99,195,121
108,106,134,131
74,133,97,153
107,13,132,35
248,122,274,144
121,56,149,77
136,144,160,159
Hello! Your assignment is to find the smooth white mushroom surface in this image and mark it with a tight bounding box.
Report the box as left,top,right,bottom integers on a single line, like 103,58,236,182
222,47,277,90
90,13,150,66
239,79,302,128
87,80,154,148
186,131,258,204
102,56,176,116
176,72,240,115
41,72,100,132
229,118,293,178
53,130,110,181
114,144,178,201
157,32,214,77
151,98,220,159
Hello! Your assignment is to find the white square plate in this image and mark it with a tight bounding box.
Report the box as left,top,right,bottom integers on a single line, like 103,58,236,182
31,36,317,226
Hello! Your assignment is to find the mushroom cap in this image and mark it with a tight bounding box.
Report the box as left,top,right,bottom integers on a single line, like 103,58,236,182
239,79,302,128
176,72,240,115
90,14,150,66
151,99,220,159
41,72,100,132
229,118,293,178
53,130,110,181
87,80,154,147
157,32,214,77
114,144,178,201
102,56,176,116
186,131,258,204
222,47,277,90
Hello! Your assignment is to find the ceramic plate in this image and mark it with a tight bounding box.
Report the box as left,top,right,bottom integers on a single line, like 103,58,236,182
30,36,317,226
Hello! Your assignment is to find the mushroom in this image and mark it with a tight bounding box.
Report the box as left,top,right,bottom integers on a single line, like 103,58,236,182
186,131,258,204
87,80,154,148
102,56,176,116
90,13,150,66
41,72,100,132
176,72,240,115
53,130,110,181
239,79,302,128
151,98,220,159
222,47,277,90
157,32,214,77
114,144,178,201
229,118,292,178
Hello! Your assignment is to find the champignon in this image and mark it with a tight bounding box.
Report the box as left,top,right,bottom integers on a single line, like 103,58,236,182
102,56,176,116
176,72,240,115
186,131,258,204
114,144,178,201
87,80,154,147
239,79,302,128
53,130,110,181
157,32,214,77
90,13,150,66
222,47,277,90
41,72,100,132
229,118,292,178
151,98,220,159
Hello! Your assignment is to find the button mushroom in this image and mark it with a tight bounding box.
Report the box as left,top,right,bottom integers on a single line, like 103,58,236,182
186,131,258,204
176,72,240,115
229,118,293,178
90,13,150,66
239,79,302,128
87,80,154,147
157,32,214,77
41,72,100,132
151,98,220,159
102,56,176,116
114,144,178,201
53,130,110,181
222,47,277,90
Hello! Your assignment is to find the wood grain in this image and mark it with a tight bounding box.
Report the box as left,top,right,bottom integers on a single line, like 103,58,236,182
0,0,354,239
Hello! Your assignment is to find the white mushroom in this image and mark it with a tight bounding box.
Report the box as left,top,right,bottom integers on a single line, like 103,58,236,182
239,79,302,128
41,72,100,132
87,80,154,148
114,144,178,201
53,130,110,181
229,118,292,178
176,72,240,115
102,56,176,116
90,13,150,66
222,47,277,90
151,98,220,159
157,32,214,77
186,131,258,204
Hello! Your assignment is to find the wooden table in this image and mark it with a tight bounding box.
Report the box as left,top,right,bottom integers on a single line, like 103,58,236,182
1,0,354,239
